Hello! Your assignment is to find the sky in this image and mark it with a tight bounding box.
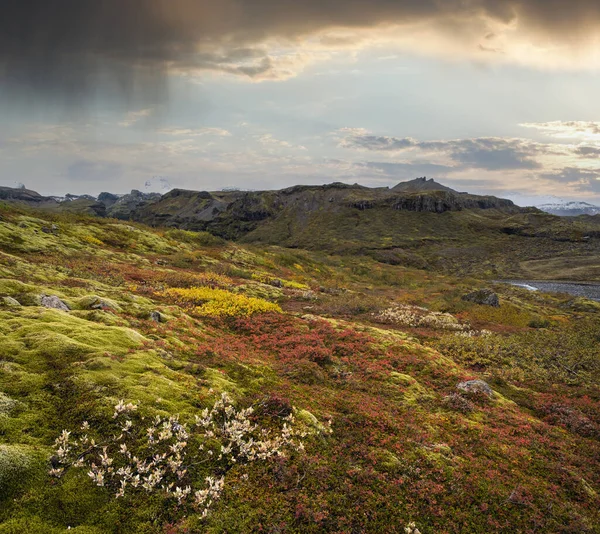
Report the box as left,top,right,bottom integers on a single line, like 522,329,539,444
2,1,600,205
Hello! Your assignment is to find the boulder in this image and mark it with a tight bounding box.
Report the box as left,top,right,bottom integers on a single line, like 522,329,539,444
457,379,494,398
462,289,500,307
40,295,70,312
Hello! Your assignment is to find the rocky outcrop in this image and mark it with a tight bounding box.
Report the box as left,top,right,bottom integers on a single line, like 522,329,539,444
98,192,121,208
106,190,161,220
457,379,494,398
462,289,500,307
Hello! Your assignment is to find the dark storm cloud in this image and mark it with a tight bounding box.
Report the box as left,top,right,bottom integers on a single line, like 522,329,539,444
343,135,542,171
3,0,600,105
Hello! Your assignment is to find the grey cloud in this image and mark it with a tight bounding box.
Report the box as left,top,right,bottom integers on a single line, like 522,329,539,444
344,134,542,171
4,0,600,107
575,146,600,157
362,161,455,178
540,167,600,192
66,160,124,182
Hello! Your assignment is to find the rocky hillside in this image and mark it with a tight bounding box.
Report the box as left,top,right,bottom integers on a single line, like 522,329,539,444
0,202,599,533
3,182,600,280
131,182,520,238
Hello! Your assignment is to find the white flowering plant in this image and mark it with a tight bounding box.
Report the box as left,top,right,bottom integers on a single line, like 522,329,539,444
50,393,314,519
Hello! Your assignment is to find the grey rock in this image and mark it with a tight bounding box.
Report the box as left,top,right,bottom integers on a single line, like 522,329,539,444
462,289,500,307
106,190,161,220
40,224,59,234
40,295,70,312
457,379,494,398
150,311,164,323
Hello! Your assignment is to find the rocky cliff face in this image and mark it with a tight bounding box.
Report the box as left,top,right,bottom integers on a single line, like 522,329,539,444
101,190,162,220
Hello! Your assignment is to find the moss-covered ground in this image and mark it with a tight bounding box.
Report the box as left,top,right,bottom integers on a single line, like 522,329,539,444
0,203,599,533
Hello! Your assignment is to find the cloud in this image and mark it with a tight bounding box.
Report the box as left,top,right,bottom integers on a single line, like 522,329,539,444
6,1,600,106
361,161,455,178
156,127,231,137
520,121,600,140
540,166,600,192
66,160,124,182
342,133,543,170
574,146,600,157
119,109,154,127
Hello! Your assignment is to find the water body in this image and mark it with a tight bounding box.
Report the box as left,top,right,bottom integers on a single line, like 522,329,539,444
500,280,600,301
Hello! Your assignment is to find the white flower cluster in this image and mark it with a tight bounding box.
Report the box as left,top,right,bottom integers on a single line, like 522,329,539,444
375,305,470,331
454,329,493,338
50,393,313,519
404,521,422,534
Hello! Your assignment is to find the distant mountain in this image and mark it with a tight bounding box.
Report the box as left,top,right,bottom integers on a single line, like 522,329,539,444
392,177,458,193
537,201,600,217
0,185,55,204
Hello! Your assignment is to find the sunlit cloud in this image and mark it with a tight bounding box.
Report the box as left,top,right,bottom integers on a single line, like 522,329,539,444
520,121,600,141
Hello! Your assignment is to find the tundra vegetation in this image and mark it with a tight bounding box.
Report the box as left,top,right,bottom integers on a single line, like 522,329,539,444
0,201,598,533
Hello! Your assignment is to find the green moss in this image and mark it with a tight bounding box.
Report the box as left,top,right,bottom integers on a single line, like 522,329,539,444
372,448,403,472
386,371,434,404
295,408,329,434
0,279,40,296
234,282,284,302
0,444,47,500
203,368,243,396
0,517,65,534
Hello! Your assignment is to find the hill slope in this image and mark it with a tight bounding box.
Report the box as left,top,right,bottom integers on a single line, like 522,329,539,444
0,203,599,533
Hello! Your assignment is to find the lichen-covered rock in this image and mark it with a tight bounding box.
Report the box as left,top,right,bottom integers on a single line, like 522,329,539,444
462,289,500,307
40,295,70,311
77,295,122,313
1,296,21,307
457,379,494,398
0,392,20,415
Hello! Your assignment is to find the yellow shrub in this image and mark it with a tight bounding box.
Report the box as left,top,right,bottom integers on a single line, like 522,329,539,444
282,280,310,290
81,235,104,246
164,286,281,317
